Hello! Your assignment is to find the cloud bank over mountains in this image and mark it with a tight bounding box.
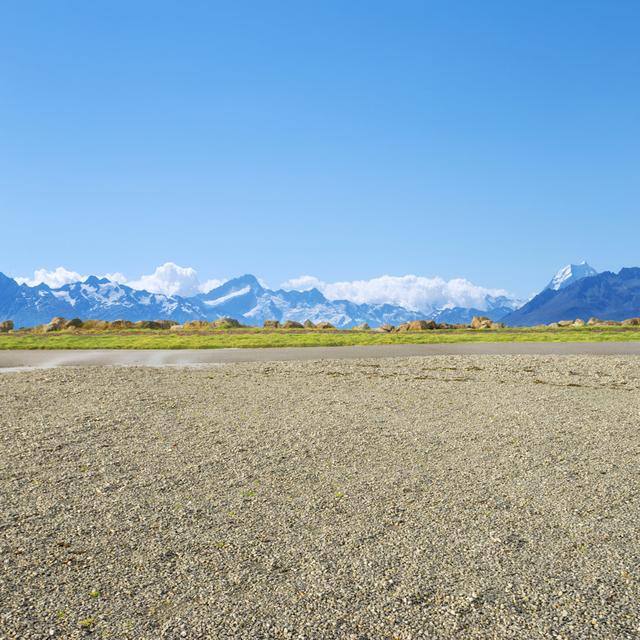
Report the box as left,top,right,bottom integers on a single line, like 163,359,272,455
15,263,224,298
15,263,513,312
281,274,512,312
6,260,618,329
15,267,88,289
123,263,223,298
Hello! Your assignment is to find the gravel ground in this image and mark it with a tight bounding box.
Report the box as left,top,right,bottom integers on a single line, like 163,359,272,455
1,355,640,639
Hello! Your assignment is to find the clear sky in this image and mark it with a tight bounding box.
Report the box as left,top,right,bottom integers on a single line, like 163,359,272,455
1,0,638,298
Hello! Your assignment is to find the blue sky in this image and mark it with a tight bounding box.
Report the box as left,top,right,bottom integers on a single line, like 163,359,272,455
1,1,638,300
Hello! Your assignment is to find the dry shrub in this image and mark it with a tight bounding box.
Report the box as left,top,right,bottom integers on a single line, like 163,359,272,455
155,320,177,330
109,320,134,330
82,320,110,331
182,320,210,330
134,321,164,330
211,317,241,329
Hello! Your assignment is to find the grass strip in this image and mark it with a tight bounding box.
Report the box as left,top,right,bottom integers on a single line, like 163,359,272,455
1,327,640,349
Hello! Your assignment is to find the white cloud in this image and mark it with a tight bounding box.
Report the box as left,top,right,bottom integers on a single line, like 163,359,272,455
14,265,512,311
106,265,225,296
15,266,87,289
199,278,225,293
125,262,204,297
281,274,512,312
16,263,226,297
101,272,128,284
280,275,324,291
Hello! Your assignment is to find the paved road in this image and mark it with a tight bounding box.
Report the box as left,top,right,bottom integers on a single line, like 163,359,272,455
1,342,640,371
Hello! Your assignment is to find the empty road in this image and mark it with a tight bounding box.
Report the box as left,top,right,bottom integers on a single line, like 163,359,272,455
1,342,640,371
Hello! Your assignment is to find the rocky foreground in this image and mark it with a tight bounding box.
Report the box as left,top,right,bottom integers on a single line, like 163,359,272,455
1,356,640,639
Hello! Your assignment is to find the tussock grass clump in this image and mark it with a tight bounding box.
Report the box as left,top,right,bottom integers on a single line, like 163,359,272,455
154,320,177,330
109,320,134,330
179,318,243,331
282,320,304,329
134,321,163,330
182,320,211,330
82,320,111,331
211,317,242,329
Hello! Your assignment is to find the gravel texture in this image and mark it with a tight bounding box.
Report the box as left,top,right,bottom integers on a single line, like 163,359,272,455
1,355,640,639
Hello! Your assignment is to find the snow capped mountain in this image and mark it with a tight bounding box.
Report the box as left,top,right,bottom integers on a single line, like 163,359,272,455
503,267,640,326
430,294,522,325
0,265,534,329
0,274,204,327
196,275,424,327
0,270,525,328
4,260,636,329
545,261,598,291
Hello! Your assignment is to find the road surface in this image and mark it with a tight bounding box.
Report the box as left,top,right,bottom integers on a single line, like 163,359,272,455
1,341,640,371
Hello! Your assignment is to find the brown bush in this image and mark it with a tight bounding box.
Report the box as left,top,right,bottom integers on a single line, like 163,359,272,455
182,320,210,330
44,317,67,332
396,320,437,332
82,320,110,331
0,319,14,332
134,321,164,330
470,316,492,329
154,320,177,330
109,320,134,330
211,317,241,329
282,320,304,329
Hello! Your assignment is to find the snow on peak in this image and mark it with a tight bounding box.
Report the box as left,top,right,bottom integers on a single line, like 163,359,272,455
203,285,251,306
546,261,597,291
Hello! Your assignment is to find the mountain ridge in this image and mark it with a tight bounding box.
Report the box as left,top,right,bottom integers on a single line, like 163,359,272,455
0,271,518,328
5,262,639,329
502,267,640,326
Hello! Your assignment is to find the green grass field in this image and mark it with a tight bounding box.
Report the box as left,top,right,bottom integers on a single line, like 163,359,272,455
1,326,639,349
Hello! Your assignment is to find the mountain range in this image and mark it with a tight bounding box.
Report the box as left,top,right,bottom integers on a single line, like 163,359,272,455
503,267,640,326
1,261,639,328
0,271,519,328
